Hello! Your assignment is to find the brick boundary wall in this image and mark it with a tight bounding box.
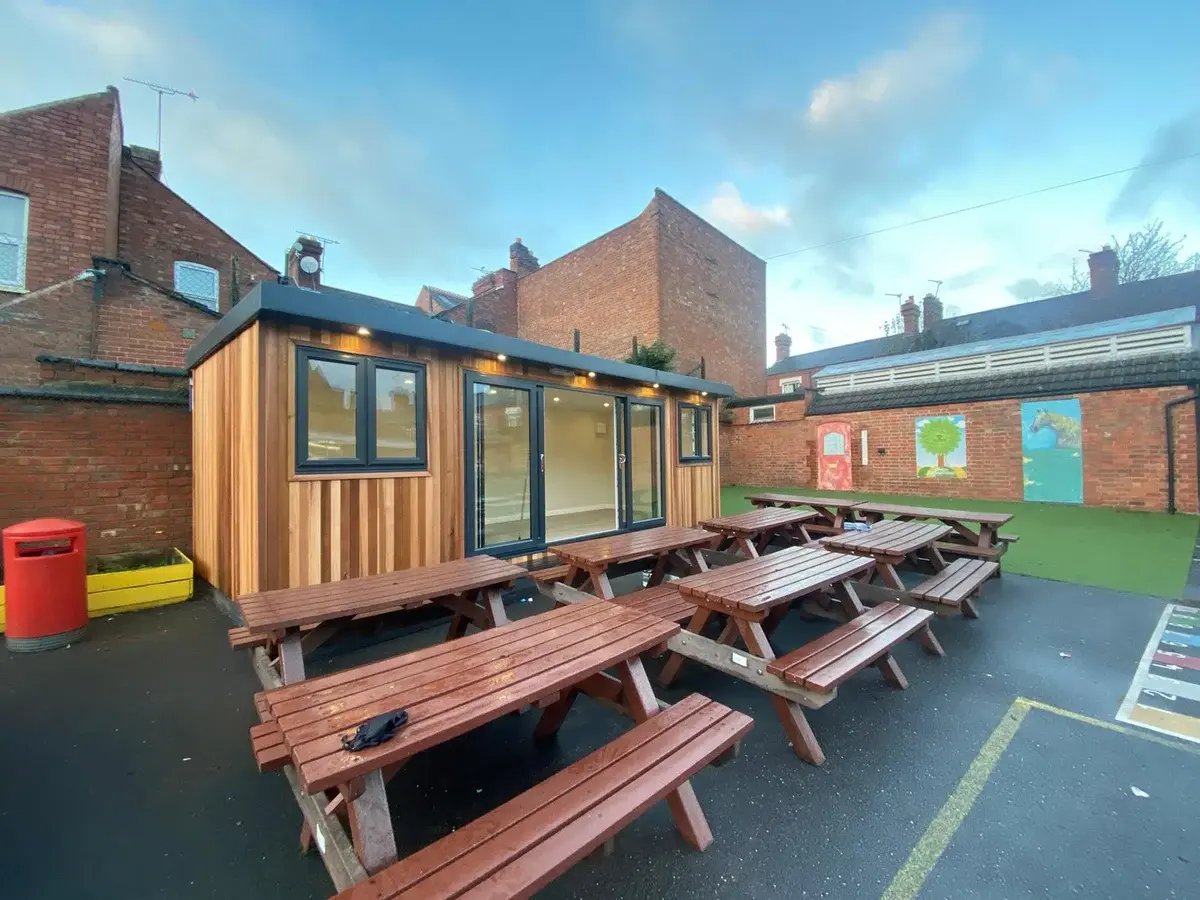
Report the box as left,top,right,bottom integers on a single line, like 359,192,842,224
0,397,192,566
720,386,1199,513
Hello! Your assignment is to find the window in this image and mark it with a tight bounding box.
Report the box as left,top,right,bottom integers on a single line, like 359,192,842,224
678,402,713,463
296,346,426,473
0,190,29,291
779,378,803,394
173,261,219,310
749,405,776,423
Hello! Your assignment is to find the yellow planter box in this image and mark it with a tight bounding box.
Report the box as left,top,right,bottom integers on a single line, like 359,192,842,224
0,548,193,632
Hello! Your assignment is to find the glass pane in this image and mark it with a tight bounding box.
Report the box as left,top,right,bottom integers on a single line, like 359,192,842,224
697,408,711,458
0,194,25,238
630,403,662,521
544,389,619,542
680,406,697,458
473,383,533,548
375,368,418,458
305,358,358,460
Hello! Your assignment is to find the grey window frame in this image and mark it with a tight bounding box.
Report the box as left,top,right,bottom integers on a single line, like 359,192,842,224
677,401,713,463
295,345,427,474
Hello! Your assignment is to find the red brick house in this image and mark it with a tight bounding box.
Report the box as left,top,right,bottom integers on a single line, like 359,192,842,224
0,87,276,559
420,190,767,398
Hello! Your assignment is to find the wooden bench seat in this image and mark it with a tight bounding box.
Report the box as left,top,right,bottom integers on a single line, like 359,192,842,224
997,532,1019,544
910,559,998,619
528,564,572,591
250,720,289,773
610,584,696,625
228,625,273,650
767,602,937,693
332,693,752,900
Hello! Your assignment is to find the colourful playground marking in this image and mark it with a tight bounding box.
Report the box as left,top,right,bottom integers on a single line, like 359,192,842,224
1117,605,1200,743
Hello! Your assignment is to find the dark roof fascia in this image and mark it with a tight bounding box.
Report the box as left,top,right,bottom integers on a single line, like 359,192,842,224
185,281,734,396
725,391,807,409
806,354,1200,414
0,384,188,405
35,354,188,377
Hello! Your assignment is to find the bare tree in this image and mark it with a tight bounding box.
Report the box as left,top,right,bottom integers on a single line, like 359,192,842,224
1042,220,1200,297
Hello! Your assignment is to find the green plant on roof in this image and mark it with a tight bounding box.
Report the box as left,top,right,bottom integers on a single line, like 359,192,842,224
918,417,962,468
626,339,677,371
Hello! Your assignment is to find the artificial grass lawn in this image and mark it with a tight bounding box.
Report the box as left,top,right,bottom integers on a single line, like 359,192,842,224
722,485,1200,599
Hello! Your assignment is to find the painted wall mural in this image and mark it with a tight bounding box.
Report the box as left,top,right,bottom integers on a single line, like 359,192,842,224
1022,399,1083,504
915,415,967,479
817,421,854,490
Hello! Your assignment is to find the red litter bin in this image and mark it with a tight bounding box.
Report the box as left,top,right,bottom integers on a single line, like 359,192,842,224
3,519,87,652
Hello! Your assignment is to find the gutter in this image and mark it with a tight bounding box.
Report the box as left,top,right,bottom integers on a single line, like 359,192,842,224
1165,385,1200,514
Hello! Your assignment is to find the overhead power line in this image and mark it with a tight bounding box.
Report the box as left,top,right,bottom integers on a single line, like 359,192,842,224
765,149,1200,261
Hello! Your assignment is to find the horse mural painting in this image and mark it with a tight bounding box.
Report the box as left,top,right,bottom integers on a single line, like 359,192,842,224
1021,399,1083,503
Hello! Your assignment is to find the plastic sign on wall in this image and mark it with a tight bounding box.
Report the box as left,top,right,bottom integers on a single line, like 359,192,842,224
817,422,853,490
915,415,967,479
1021,399,1083,503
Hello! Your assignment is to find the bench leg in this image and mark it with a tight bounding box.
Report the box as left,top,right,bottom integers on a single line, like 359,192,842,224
917,623,945,657
646,553,671,588
659,607,714,687
875,653,909,689
344,771,397,874
446,613,470,641
734,619,826,766
533,689,579,742
962,595,980,619
481,588,510,627
733,535,759,558
616,657,714,851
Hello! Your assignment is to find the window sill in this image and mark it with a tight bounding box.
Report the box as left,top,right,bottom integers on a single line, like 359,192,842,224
677,458,713,467
0,285,27,295
290,469,432,483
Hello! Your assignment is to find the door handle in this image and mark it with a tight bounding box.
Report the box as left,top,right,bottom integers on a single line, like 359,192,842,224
539,452,545,473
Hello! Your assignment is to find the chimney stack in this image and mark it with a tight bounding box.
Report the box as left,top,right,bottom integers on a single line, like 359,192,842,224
774,331,792,364
921,293,943,332
126,145,162,180
1087,245,1119,296
509,238,540,276
900,295,920,336
286,236,323,289
472,267,516,297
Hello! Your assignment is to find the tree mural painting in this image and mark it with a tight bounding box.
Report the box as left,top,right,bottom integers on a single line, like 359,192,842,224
915,415,967,479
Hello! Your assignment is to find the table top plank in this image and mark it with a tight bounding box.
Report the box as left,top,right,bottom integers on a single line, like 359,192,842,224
676,547,873,612
238,556,527,633
263,600,678,794
550,526,714,567
699,507,817,535
823,520,951,556
854,502,1012,526
746,493,862,511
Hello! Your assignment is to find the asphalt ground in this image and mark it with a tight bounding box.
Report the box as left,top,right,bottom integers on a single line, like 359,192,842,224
0,571,1192,899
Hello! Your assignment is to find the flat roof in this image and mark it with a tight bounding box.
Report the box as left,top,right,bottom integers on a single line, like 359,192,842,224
815,307,1196,377
184,280,734,397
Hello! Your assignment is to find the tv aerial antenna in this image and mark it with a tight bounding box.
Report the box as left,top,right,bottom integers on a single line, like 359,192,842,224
295,231,340,275
884,292,903,304
927,279,943,298
123,78,198,153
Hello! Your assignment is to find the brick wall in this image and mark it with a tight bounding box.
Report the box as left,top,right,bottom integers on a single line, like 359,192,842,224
0,279,95,385
656,192,766,397
517,206,661,360
0,89,121,291
117,152,274,315
94,277,219,367
440,270,519,336
721,387,1199,513
0,396,192,562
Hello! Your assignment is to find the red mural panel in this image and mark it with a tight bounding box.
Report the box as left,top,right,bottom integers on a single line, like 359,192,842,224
817,421,853,491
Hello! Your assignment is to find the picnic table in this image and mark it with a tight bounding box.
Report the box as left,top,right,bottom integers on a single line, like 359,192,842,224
746,493,864,534
699,507,818,557
550,525,716,599
656,546,942,764
853,501,1015,558
235,555,527,683
821,519,952,590
251,599,752,887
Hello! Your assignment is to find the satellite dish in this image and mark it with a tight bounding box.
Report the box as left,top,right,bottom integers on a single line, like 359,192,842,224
292,241,305,254
299,255,320,274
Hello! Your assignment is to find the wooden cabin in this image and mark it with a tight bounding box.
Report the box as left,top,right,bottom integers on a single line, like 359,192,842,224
185,280,732,598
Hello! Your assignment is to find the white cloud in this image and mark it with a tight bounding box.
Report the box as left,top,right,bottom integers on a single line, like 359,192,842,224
806,12,976,131
704,182,791,233
15,0,158,66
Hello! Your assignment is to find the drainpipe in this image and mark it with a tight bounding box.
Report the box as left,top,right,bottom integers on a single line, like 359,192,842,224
1165,386,1200,514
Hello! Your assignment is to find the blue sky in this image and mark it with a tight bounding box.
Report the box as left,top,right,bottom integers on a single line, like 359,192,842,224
4,1,1199,357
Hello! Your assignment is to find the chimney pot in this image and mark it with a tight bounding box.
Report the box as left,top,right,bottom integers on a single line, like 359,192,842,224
900,295,920,336
921,293,943,333
773,331,792,364
1087,245,1119,296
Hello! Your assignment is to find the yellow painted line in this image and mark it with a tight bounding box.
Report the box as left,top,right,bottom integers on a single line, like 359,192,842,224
1126,704,1200,743
883,696,1200,899
881,699,1029,900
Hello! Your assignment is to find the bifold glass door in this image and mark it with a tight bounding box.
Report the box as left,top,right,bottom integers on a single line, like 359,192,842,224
465,375,665,555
